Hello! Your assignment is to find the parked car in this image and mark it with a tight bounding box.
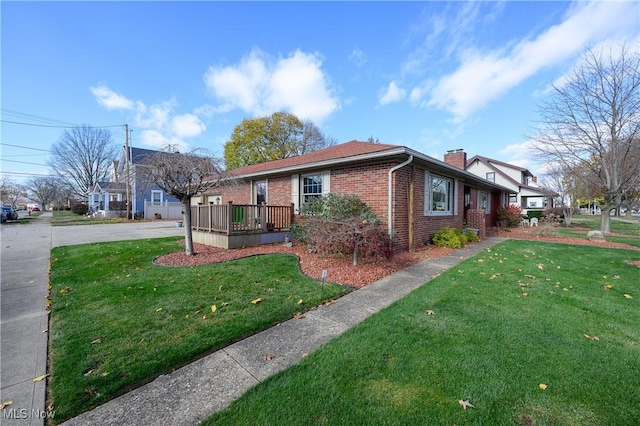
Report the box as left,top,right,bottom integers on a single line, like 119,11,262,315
2,205,19,220
1,210,6,223
31,206,41,212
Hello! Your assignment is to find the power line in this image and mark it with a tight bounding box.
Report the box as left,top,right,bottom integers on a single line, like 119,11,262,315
0,171,57,178
1,159,50,167
1,119,123,129
0,143,52,152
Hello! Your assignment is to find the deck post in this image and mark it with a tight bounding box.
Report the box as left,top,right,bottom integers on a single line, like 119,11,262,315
226,201,233,235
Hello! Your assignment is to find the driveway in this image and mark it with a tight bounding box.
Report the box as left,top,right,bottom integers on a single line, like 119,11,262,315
0,213,184,425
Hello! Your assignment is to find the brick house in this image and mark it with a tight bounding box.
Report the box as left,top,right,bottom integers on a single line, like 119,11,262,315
196,141,513,251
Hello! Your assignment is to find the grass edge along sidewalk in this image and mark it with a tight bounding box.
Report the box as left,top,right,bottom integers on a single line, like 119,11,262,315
47,237,348,423
205,239,640,425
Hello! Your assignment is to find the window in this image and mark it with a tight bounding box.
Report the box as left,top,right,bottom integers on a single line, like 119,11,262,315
486,172,495,182
425,173,453,215
253,181,267,204
151,190,163,205
509,194,517,204
478,191,489,212
302,174,322,204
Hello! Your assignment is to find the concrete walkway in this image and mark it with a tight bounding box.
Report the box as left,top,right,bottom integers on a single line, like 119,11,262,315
0,214,184,425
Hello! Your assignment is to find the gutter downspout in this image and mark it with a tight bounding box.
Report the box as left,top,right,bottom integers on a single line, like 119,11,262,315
388,155,414,236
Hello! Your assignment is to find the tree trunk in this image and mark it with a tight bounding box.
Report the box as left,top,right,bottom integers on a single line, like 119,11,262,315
600,207,613,233
182,199,194,256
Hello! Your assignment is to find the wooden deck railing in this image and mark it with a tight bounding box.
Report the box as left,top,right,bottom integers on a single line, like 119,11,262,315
191,202,294,235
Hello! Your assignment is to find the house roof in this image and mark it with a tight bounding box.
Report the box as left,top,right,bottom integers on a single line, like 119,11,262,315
225,140,513,194
227,141,399,176
91,181,126,193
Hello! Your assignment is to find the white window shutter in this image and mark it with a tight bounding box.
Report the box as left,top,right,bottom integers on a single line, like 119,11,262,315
322,170,331,195
291,174,299,214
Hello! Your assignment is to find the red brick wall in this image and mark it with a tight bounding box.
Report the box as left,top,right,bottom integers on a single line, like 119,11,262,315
444,150,467,170
466,209,486,239
411,169,464,249
266,176,290,205
331,162,394,221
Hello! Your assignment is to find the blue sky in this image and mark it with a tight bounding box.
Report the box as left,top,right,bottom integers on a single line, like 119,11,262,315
2,1,639,183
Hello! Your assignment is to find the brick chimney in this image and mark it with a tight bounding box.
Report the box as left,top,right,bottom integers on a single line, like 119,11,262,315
444,149,467,170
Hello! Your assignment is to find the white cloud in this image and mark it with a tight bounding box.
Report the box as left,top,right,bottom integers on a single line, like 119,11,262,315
421,0,639,121
134,99,175,130
90,85,135,110
91,84,211,150
348,47,367,67
171,113,206,138
379,81,406,105
204,48,339,123
138,129,188,152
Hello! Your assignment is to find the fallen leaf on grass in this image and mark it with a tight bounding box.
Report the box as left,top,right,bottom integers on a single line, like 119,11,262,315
603,284,613,290
0,401,13,410
91,338,103,345
297,299,303,305
458,399,475,410
251,298,262,304
583,334,599,341
426,310,435,315
32,374,49,382
539,383,547,390
211,304,217,313
624,294,633,299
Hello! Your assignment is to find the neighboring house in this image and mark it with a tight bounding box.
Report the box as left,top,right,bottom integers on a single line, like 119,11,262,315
195,141,513,252
463,152,555,215
87,146,182,219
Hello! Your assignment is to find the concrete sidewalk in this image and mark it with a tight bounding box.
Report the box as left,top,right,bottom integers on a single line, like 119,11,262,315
0,214,184,426
60,236,507,426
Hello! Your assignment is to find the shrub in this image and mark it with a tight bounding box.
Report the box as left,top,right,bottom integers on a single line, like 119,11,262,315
527,210,544,220
71,203,88,215
463,228,479,243
295,194,391,264
432,227,464,248
497,205,523,228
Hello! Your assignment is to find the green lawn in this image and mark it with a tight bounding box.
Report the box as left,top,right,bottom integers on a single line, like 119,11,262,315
205,240,640,425
554,216,640,247
50,210,129,226
48,237,348,423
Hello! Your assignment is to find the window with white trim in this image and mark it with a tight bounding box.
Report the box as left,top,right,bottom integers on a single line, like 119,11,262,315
478,191,489,211
302,174,323,204
151,190,163,205
424,173,454,215
486,172,495,182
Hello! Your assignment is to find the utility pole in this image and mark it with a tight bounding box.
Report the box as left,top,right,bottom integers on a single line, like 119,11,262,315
124,124,132,220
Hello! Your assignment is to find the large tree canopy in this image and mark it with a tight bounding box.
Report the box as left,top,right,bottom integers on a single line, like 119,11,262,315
49,125,119,196
532,44,640,233
138,145,231,255
26,176,67,211
224,112,334,170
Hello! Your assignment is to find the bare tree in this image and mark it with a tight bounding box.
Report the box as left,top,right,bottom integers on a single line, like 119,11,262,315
539,166,576,225
49,125,119,197
0,177,26,206
26,177,65,210
138,145,232,255
532,44,640,233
